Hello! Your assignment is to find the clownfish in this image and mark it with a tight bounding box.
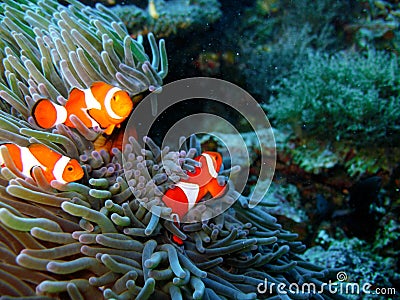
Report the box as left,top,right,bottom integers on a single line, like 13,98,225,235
0,143,84,184
32,82,134,135
162,151,227,222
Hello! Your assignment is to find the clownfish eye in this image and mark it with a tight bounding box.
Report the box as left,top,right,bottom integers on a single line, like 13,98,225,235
67,166,74,172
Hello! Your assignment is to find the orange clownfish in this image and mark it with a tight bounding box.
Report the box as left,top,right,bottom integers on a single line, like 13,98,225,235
162,151,227,222
0,143,84,184
32,82,134,135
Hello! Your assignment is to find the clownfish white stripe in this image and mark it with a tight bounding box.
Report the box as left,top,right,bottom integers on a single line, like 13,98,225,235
202,153,218,178
52,155,71,184
19,146,43,178
83,88,102,110
81,88,101,128
176,181,200,211
54,103,68,126
104,87,124,120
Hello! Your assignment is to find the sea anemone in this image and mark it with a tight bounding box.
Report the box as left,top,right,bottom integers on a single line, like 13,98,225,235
0,0,345,299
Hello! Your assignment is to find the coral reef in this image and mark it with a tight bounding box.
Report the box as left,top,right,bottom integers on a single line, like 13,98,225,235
345,0,400,51
302,233,399,299
0,0,352,299
111,0,222,37
267,50,400,176
238,0,349,100
264,182,308,224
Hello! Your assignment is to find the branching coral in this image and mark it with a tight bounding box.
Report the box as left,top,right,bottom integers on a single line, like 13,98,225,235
267,50,400,176
345,0,400,51
238,0,348,100
112,0,222,37
302,235,399,299
0,0,346,299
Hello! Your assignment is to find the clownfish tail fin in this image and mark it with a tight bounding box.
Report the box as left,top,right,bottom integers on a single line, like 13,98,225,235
32,99,67,129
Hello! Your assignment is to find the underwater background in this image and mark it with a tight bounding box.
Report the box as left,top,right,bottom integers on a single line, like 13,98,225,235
0,0,399,299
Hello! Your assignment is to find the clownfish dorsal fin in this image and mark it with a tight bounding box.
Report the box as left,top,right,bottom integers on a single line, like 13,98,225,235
90,81,111,90
89,82,113,105
27,143,61,168
68,88,85,105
